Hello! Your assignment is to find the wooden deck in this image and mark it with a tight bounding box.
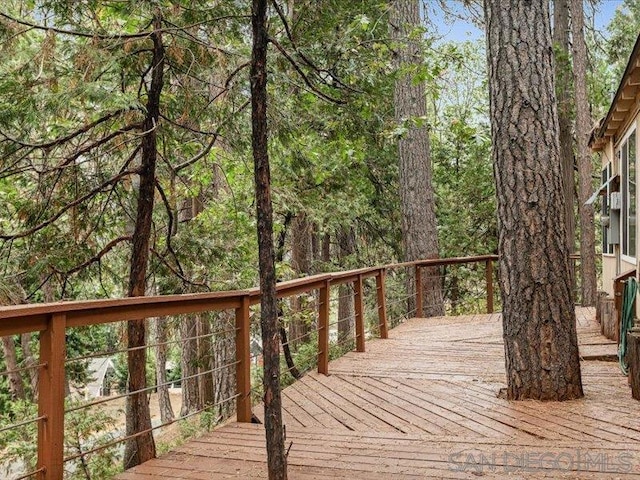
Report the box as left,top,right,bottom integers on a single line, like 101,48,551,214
117,308,640,478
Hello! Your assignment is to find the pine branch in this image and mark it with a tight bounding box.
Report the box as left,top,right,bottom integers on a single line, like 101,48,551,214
154,179,184,278
173,99,250,173
0,109,129,149
0,169,135,241
51,123,143,172
270,0,361,93
269,37,346,105
60,235,133,276
150,248,210,291
0,12,251,41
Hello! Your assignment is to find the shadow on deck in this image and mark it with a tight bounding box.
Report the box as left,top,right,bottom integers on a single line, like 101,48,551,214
117,308,640,479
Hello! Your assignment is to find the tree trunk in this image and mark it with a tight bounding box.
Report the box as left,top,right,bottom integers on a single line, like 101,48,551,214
124,12,164,468
389,0,444,317
290,214,312,348
212,311,236,419
198,315,215,407
153,317,174,424
571,0,598,307
21,333,38,398
251,0,288,478
553,0,576,255
337,227,355,342
1,336,25,400
484,0,583,400
321,233,330,263
180,316,200,416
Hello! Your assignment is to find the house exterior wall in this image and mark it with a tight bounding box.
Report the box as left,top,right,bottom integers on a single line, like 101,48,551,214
602,256,617,296
599,114,639,318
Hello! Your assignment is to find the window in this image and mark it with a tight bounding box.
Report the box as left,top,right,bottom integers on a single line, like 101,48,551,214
602,163,614,255
621,130,637,260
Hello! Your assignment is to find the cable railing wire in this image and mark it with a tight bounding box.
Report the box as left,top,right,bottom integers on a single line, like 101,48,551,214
65,326,238,364
62,392,240,464
11,467,44,480
0,415,45,435
64,360,240,414
0,362,46,378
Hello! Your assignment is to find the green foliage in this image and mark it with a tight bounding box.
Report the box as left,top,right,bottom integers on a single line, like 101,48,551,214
0,399,38,475
0,399,121,479
430,41,496,258
606,0,640,79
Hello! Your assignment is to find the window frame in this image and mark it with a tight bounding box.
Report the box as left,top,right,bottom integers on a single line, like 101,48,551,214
620,127,637,264
602,162,614,256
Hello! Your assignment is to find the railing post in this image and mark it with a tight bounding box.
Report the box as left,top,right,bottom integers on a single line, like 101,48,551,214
485,259,494,314
318,280,330,375
376,269,388,339
235,295,252,423
354,274,365,352
415,265,423,317
38,313,66,480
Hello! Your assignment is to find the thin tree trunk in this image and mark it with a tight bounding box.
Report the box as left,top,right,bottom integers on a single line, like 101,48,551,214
212,311,235,419
21,333,37,398
389,0,444,318
180,316,200,416
1,336,25,400
124,11,164,468
321,233,330,263
337,227,355,342
153,317,174,424
251,0,288,477
290,214,312,348
198,315,215,406
553,0,576,255
571,0,598,306
273,214,300,378
484,0,583,400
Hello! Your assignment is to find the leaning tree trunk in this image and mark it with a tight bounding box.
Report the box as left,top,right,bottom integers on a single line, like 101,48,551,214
251,0,288,478
389,0,444,317
484,0,583,400
123,12,164,468
571,0,598,307
553,0,576,255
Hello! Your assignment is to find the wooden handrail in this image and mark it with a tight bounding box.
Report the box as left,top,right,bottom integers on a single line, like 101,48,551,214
0,254,498,480
614,268,637,318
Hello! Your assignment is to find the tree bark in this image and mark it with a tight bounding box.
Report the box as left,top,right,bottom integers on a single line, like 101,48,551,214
21,333,38,398
571,0,598,306
337,227,355,342
179,316,200,416
553,0,576,255
321,233,330,263
153,317,174,424
212,311,236,419
198,315,215,407
290,214,312,348
484,0,583,400
251,0,288,478
389,0,444,317
1,336,25,400
124,12,164,468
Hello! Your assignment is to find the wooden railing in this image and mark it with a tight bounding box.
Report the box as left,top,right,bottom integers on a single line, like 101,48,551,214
0,254,498,480
613,268,637,342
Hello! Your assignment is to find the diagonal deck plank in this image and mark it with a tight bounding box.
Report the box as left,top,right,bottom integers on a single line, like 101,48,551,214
118,308,640,478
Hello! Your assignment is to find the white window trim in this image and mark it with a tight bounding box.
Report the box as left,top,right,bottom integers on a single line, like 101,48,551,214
619,126,637,265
